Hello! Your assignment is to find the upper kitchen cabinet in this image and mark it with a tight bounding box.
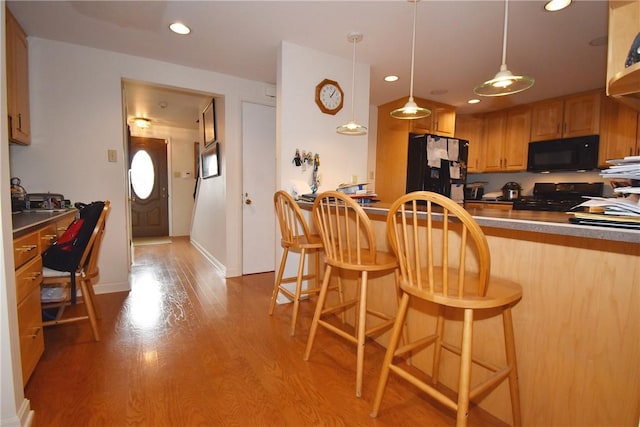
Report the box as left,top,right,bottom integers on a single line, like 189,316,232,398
375,96,456,202
483,106,531,172
530,91,601,142
598,95,639,163
455,115,484,173
606,1,640,112
409,98,456,137
6,7,31,145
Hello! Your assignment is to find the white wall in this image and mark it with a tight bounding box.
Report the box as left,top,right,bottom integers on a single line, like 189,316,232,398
277,41,370,192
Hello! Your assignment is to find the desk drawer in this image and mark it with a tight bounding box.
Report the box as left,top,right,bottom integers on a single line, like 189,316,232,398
15,256,42,304
13,232,39,269
18,285,44,385
39,224,58,253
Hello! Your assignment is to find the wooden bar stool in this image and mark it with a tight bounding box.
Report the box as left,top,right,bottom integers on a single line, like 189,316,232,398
370,191,522,426
304,191,402,398
269,191,335,336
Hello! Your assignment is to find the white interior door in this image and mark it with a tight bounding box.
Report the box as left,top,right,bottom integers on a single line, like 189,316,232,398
242,102,276,274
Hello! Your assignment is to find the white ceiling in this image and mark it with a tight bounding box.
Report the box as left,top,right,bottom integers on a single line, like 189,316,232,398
7,0,609,131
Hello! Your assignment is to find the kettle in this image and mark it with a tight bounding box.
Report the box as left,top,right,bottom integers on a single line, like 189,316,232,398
501,182,521,201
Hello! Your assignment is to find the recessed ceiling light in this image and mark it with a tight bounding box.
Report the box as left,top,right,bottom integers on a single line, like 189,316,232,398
467,99,481,104
169,22,191,35
384,75,399,82
544,0,571,12
133,117,151,129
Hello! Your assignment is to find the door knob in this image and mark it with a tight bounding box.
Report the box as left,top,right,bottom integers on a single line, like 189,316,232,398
245,198,252,205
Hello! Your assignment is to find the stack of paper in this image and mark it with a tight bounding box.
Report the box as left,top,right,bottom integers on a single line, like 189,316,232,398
600,156,640,194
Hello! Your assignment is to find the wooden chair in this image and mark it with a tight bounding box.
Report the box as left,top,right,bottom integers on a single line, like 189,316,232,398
304,191,402,398
370,192,522,426
41,201,111,341
269,191,335,336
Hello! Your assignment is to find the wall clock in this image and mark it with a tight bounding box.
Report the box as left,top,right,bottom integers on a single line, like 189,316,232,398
315,79,344,115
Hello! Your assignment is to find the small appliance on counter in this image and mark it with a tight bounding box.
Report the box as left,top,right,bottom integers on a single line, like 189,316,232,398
464,182,485,200
24,193,68,211
501,182,522,201
10,177,27,212
512,182,604,212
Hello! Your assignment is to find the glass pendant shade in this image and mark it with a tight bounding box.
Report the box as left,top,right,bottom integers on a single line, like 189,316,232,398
391,0,430,120
337,32,367,136
474,0,534,97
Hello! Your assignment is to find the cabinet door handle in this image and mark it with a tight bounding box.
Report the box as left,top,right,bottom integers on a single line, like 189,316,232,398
17,245,37,253
18,113,22,131
30,272,42,281
28,327,42,339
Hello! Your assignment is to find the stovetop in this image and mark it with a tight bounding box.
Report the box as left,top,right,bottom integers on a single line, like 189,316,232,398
512,182,604,212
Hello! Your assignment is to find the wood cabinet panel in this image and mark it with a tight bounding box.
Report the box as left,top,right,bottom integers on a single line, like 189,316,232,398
483,111,506,171
13,231,39,269
5,7,31,145
17,286,44,385
15,256,42,306
598,95,639,164
606,1,640,112
482,107,530,172
454,115,484,172
530,91,601,141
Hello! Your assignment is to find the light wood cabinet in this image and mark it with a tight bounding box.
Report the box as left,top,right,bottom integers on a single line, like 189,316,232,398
12,210,77,385
5,7,31,145
606,1,640,112
483,106,531,172
376,96,456,202
530,91,601,141
454,115,484,173
598,95,639,164
410,100,456,137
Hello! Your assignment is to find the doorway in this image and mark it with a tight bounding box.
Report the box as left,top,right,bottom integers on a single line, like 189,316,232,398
129,136,169,237
242,102,276,275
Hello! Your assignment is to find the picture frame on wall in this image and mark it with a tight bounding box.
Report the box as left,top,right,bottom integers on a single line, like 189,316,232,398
201,141,220,179
202,99,217,147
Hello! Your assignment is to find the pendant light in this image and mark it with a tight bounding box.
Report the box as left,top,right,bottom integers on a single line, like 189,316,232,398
337,32,367,135
390,0,430,120
474,0,534,96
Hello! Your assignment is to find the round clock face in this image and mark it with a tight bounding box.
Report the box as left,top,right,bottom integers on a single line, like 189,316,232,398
315,79,344,115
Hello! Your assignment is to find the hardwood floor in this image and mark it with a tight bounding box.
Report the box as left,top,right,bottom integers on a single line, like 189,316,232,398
25,236,506,426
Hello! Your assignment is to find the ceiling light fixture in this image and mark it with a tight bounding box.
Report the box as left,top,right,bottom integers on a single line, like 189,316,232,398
169,22,191,35
544,0,571,12
133,117,151,129
337,32,367,136
384,75,399,82
474,0,534,97
390,0,430,120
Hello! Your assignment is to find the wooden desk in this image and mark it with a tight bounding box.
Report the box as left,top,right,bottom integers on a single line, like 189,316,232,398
300,201,639,426
12,209,76,384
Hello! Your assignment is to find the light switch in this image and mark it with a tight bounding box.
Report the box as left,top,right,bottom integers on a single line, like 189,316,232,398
107,149,117,162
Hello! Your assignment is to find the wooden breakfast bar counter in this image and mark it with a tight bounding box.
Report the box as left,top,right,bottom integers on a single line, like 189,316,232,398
300,201,639,426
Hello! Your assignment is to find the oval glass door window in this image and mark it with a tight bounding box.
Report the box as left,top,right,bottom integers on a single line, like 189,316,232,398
131,150,155,199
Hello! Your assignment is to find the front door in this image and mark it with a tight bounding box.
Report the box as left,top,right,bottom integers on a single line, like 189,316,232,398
129,136,169,237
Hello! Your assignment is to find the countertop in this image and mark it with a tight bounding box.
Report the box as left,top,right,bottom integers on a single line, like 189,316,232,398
12,209,77,237
298,201,640,244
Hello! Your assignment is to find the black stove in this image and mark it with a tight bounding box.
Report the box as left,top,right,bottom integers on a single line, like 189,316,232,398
512,182,604,212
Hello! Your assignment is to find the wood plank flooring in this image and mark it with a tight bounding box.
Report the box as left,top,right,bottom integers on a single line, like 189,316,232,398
25,236,506,426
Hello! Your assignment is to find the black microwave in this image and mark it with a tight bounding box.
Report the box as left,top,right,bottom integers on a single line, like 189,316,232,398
527,135,599,172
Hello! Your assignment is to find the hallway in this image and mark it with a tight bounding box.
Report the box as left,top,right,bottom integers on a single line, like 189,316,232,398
24,237,504,426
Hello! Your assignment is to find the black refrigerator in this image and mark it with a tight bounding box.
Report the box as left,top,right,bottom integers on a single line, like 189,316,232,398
405,133,468,204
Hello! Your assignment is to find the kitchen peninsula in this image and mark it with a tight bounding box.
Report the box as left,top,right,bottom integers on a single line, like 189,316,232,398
299,201,639,426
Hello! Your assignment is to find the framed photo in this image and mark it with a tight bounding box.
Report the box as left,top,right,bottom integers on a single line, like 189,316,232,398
202,99,217,147
201,142,220,179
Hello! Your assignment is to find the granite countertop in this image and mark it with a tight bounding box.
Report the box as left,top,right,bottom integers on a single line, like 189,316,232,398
12,209,77,237
298,200,640,244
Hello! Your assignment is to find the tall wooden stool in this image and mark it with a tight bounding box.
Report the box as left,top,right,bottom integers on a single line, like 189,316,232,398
370,191,522,426
269,190,332,336
304,191,402,398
